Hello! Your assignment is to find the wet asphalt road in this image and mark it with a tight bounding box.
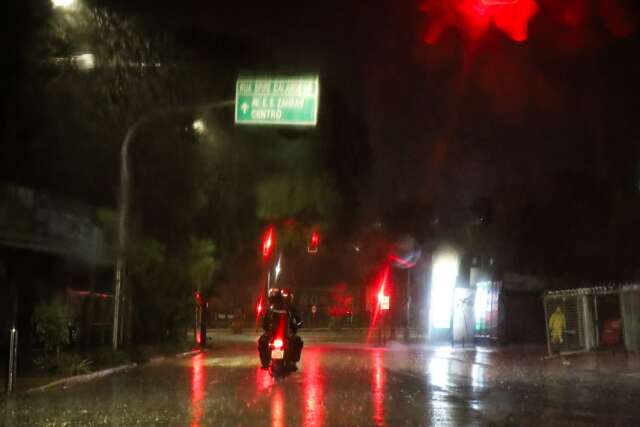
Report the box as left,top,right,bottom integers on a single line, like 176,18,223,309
3,338,640,426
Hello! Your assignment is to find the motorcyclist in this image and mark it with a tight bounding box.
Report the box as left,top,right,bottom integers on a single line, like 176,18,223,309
258,287,304,369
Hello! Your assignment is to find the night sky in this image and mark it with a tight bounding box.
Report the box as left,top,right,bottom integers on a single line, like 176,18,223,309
4,0,640,278
102,0,640,209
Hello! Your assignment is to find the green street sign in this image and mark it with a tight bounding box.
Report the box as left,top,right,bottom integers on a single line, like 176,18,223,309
235,76,319,126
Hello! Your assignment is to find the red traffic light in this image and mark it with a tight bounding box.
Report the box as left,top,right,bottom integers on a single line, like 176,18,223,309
308,230,320,254
377,266,390,310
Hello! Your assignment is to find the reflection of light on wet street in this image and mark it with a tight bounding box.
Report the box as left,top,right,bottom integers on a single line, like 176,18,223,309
472,361,486,390
8,340,640,426
303,349,325,427
256,367,272,391
190,353,205,427
272,387,285,427
372,349,386,426
428,346,452,389
427,346,454,425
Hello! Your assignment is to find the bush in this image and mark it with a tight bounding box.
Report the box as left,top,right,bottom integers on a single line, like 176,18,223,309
92,349,131,368
33,353,93,376
32,297,70,355
58,353,94,376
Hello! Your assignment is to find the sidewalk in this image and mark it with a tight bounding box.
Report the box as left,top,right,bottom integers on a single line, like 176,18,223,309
435,343,640,388
3,348,201,394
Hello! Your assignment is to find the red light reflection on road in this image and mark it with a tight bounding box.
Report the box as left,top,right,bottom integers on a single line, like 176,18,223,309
256,367,272,391
272,387,285,427
372,349,386,426
303,349,325,427
190,353,205,427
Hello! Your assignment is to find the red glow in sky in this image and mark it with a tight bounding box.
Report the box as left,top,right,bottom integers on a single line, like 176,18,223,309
421,0,635,46
421,0,539,43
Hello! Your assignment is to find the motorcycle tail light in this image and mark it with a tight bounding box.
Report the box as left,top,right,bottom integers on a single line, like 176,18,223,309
273,338,284,349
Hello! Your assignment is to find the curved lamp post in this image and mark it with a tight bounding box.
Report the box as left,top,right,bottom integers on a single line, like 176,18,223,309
112,99,234,349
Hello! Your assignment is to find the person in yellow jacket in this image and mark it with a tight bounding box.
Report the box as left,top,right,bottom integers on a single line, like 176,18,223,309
549,306,566,344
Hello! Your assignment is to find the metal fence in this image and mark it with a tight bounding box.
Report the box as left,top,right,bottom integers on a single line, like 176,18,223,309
474,281,502,341
543,286,623,356
621,284,640,352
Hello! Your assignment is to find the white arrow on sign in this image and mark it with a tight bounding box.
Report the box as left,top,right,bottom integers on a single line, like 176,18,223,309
241,103,249,113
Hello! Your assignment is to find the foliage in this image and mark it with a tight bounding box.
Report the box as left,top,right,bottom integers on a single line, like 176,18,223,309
256,174,341,221
125,236,218,344
32,297,70,355
58,353,94,376
126,238,166,284
185,237,218,293
34,353,93,376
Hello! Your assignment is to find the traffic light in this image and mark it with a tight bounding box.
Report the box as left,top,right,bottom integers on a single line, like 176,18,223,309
262,226,275,259
377,266,390,311
307,230,320,254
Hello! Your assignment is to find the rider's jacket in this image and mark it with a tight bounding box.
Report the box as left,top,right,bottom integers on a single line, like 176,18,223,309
262,296,301,334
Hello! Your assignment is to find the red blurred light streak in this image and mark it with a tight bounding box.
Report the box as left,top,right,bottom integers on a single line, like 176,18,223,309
388,254,417,269
303,349,325,427
262,226,275,259
367,265,390,342
256,296,264,323
272,387,285,427
256,366,272,391
190,353,205,427
372,349,385,426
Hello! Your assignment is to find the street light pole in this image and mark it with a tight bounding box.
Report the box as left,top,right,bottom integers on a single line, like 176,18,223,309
112,99,234,350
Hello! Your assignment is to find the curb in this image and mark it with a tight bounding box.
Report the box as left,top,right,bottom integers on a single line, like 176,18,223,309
27,363,137,393
148,349,202,365
26,349,202,393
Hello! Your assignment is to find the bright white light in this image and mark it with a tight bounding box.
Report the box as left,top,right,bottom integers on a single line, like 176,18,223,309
474,281,490,331
74,53,94,70
192,119,206,135
430,252,459,330
52,0,75,8
274,256,282,281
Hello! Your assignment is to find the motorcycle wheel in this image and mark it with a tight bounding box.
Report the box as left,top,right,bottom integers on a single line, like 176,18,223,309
270,359,285,377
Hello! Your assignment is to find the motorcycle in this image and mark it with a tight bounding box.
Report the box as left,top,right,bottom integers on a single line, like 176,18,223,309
268,308,293,376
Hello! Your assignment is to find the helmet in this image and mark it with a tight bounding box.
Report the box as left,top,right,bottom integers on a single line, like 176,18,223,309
281,288,294,305
267,288,281,301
